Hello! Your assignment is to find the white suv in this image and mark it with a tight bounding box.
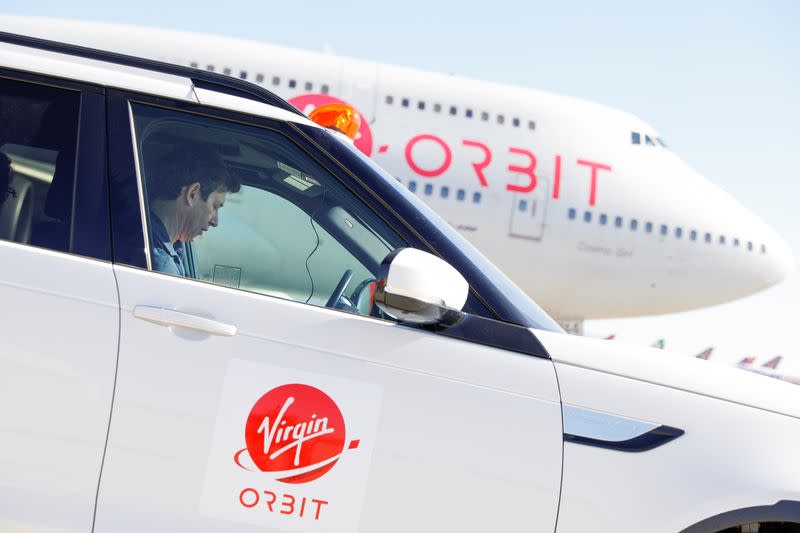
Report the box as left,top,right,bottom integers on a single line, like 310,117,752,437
0,32,798,533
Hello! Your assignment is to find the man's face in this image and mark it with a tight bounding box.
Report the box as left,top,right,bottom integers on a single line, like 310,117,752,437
181,186,227,242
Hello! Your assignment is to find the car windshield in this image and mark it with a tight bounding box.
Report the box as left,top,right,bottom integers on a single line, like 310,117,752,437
298,125,562,333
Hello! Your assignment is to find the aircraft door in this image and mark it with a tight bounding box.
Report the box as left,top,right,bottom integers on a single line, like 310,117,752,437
509,175,550,240
338,58,378,123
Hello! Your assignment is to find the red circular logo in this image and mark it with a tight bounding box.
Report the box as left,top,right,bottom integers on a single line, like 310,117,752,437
289,94,373,157
242,384,346,484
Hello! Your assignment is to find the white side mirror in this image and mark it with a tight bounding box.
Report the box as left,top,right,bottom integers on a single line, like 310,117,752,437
375,248,469,325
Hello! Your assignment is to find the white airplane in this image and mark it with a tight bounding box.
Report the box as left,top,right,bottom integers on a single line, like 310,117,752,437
692,352,799,386
1,16,794,329
738,355,800,386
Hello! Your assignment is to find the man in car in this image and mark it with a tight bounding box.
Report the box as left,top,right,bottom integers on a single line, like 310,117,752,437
146,145,241,276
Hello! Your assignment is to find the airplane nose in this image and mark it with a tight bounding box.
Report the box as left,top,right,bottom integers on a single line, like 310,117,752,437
674,160,793,305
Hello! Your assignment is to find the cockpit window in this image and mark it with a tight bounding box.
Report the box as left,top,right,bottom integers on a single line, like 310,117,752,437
631,131,668,149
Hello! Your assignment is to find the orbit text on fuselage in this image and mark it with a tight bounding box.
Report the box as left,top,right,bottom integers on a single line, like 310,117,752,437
379,133,612,207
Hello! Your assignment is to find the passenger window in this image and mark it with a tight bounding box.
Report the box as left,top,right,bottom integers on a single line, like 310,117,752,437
630,219,638,231
675,227,683,238
528,120,535,130
472,192,481,203
690,230,697,241
433,103,442,113
481,112,489,121
0,77,80,253
239,71,248,80
304,82,312,91
223,67,231,76
660,224,668,236
614,216,623,228
385,95,393,105
645,222,653,233
408,180,417,192
584,211,592,223
441,186,449,198
321,84,330,95
599,213,607,225
401,98,409,108
568,208,576,220
449,106,457,116
512,118,520,127
457,189,465,201
130,104,408,319
418,101,425,110
256,74,264,83
632,132,640,144
424,183,433,195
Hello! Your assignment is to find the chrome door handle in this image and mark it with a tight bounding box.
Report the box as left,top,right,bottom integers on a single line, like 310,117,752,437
133,306,237,337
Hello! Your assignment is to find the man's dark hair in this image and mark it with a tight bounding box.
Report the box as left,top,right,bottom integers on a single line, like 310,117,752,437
145,144,241,202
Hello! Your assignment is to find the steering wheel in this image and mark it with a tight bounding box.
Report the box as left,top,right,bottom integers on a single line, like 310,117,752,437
325,269,354,308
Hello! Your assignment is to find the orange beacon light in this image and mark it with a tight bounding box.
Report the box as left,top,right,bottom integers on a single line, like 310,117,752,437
308,104,361,141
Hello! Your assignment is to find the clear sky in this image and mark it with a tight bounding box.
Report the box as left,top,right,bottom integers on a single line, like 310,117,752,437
4,0,798,370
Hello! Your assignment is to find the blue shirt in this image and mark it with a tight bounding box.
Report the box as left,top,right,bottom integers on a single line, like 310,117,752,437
150,214,186,277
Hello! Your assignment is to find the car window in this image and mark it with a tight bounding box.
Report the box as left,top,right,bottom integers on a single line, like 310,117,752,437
308,125,563,333
0,76,80,252
130,103,407,319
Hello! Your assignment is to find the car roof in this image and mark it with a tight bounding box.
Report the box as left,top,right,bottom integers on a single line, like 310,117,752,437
0,30,309,120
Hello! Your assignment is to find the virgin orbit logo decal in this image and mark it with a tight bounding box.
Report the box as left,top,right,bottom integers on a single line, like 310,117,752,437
235,384,360,484
200,360,382,530
289,94,373,157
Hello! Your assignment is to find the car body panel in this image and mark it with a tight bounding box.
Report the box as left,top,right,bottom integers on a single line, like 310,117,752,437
93,266,563,533
0,242,118,532
0,40,196,102
538,329,800,419
552,361,800,532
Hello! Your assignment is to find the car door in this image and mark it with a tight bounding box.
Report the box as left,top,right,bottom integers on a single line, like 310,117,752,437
0,70,117,531
94,91,563,533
